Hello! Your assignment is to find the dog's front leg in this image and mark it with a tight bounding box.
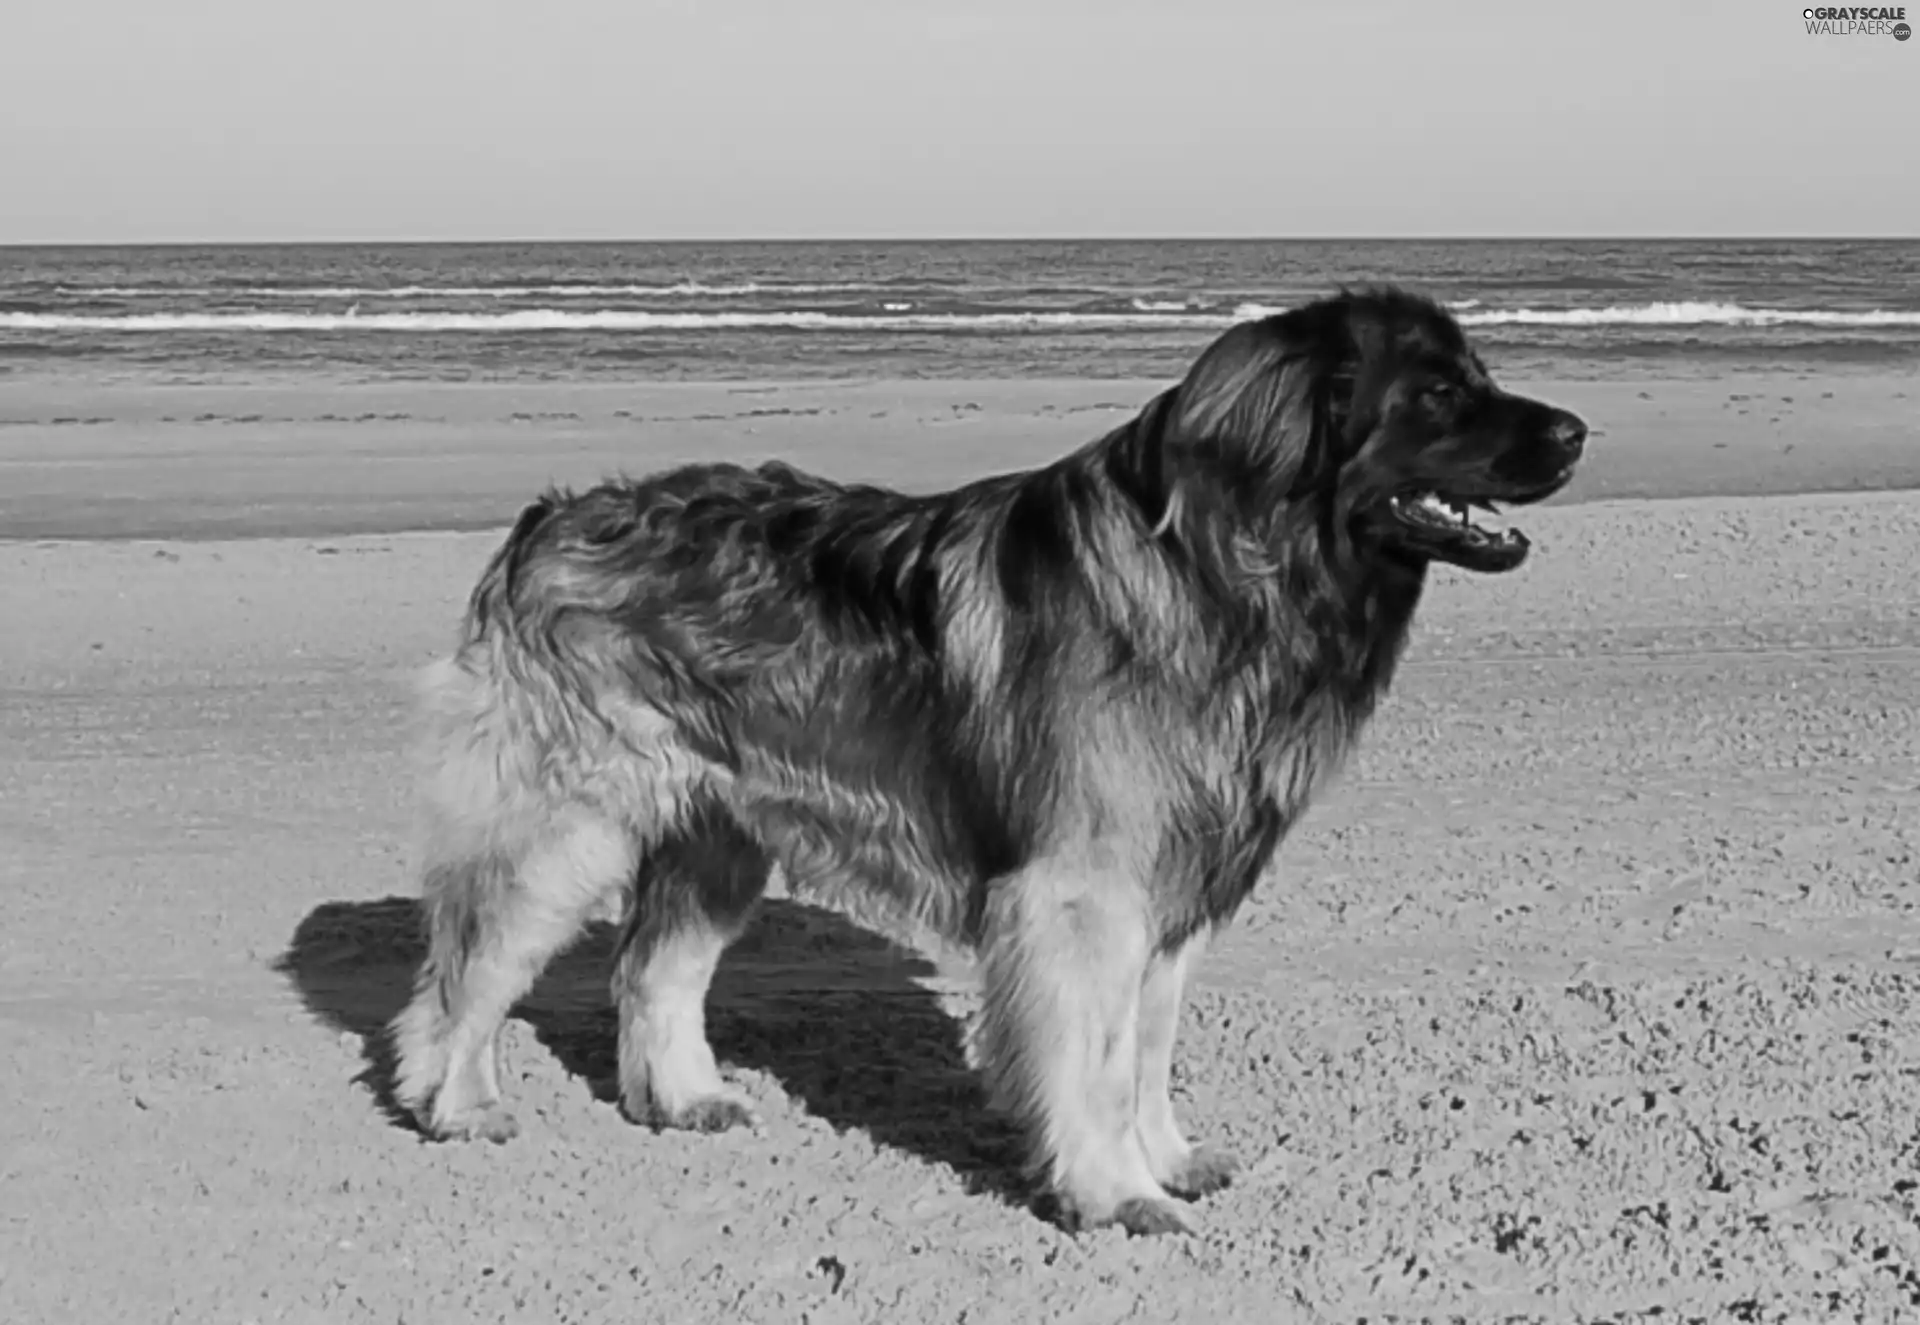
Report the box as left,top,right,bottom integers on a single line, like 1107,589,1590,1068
1134,932,1240,1200
973,858,1194,1236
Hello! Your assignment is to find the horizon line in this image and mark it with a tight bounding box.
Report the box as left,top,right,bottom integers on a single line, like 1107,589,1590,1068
5,233,1920,250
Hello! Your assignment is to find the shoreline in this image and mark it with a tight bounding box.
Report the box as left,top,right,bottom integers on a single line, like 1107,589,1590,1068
3,370,1916,542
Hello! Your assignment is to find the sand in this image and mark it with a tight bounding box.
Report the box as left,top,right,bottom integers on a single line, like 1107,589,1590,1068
4,369,1920,1323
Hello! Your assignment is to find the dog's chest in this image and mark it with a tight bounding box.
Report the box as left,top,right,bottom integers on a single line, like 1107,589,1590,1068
1260,695,1363,823
1166,690,1365,938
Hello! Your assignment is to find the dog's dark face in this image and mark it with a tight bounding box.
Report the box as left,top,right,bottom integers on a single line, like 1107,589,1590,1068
1174,289,1589,577
1331,291,1588,573
1342,300,1585,573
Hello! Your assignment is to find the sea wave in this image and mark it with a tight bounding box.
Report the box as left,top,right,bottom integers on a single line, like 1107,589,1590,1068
56,281,890,300
1226,301,1920,328
0,309,1211,332
2,301,1917,333
1468,301,1920,327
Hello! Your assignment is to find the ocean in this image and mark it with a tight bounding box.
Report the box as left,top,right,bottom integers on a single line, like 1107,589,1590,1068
2,239,1917,385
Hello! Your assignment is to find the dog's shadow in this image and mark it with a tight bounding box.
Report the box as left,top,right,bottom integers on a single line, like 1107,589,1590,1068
274,893,1028,1205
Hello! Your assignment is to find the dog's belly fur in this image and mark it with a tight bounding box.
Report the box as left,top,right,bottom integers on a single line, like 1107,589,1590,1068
723,691,1000,953
619,640,1362,959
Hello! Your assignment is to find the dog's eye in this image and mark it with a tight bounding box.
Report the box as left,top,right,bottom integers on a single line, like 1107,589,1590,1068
1422,382,1458,404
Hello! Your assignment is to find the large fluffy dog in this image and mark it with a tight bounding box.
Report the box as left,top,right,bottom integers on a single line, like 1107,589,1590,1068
389,287,1588,1236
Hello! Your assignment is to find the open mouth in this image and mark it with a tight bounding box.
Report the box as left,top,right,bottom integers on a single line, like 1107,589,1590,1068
1387,491,1529,554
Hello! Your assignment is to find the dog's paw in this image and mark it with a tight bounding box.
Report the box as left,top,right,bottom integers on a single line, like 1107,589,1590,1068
429,1102,520,1145
674,1094,760,1134
1111,1196,1199,1238
1163,1144,1241,1200
1056,1191,1199,1238
625,1090,760,1135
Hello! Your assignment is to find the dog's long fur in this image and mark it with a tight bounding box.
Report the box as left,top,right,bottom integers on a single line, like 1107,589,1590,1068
389,287,1588,1235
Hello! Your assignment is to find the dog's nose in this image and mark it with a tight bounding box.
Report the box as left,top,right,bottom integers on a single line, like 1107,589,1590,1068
1548,411,1588,458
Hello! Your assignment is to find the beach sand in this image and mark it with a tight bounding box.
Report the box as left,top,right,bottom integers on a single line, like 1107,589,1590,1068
4,369,1920,1322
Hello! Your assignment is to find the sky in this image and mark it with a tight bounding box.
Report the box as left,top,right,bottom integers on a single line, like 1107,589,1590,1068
0,0,1914,244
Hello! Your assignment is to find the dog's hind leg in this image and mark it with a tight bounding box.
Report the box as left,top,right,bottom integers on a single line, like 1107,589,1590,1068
973,858,1192,1236
612,803,771,1133
392,811,636,1143
1134,933,1239,1200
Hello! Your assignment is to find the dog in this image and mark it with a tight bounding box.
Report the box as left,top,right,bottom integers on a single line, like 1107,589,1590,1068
388,286,1588,1236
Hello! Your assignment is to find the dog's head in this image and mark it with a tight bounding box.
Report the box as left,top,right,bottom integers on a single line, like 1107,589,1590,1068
1169,287,1587,574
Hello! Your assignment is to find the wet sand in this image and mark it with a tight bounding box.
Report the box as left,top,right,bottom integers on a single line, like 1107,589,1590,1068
1,373,1917,540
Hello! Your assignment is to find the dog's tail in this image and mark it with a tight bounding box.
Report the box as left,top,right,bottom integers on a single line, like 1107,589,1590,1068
461,491,564,646
419,492,572,818
414,485,633,864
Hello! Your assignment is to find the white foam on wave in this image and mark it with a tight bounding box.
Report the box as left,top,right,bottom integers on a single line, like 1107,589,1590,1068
1456,301,1920,327
4,301,1917,333
0,309,1213,332
1232,301,1920,327
60,281,883,300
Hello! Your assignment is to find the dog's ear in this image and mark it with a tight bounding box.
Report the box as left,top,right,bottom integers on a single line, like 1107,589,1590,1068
1171,317,1356,506
1294,360,1358,499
